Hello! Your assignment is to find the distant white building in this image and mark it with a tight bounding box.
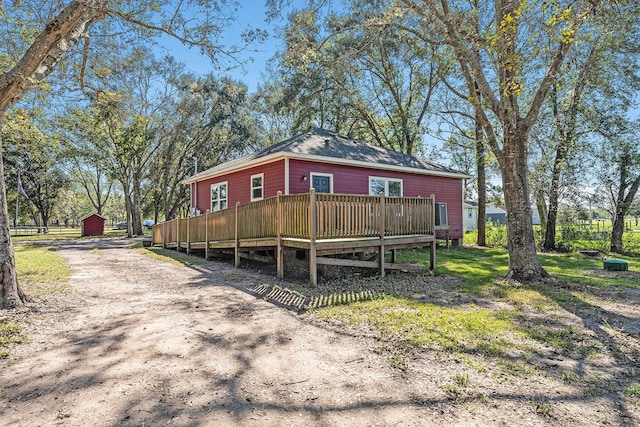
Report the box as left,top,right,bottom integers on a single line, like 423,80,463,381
463,201,507,231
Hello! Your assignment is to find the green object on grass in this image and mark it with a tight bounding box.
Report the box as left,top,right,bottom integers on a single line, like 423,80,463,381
604,259,629,271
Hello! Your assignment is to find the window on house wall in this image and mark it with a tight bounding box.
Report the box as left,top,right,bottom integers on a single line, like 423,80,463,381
310,172,333,193
211,182,228,212
369,177,403,197
251,173,264,201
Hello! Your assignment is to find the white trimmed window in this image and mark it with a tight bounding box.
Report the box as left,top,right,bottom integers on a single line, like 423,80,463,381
310,172,333,193
251,173,264,201
211,182,228,212
369,177,403,197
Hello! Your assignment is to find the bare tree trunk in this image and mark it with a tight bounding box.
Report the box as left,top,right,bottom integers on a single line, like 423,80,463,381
535,190,547,236
543,155,563,250
131,173,143,236
0,117,26,308
475,115,487,246
610,212,625,254
502,131,549,280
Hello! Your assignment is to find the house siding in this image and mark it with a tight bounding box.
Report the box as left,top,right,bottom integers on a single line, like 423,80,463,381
288,159,464,240
194,160,285,211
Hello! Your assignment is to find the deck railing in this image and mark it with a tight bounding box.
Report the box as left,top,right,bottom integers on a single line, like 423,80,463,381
152,190,435,246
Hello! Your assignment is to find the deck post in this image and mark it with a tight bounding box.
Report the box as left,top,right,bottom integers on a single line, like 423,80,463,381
176,218,179,252
309,189,317,286
234,202,240,268
162,221,166,249
379,192,385,278
276,191,284,279
205,211,209,260
430,194,436,271
186,216,190,255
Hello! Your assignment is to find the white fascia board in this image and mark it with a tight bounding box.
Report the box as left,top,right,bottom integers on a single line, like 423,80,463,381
181,153,284,185
287,153,473,180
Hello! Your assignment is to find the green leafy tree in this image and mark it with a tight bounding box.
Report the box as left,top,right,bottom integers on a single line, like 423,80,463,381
0,0,266,308
383,0,640,280
148,73,260,221
592,121,640,253
2,111,68,229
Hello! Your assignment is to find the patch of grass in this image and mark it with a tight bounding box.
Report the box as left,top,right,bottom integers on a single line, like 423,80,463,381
15,244,71,296
402,246,639,292
0,320,27,357
502,288,559,312
625,384,640,396
540,252,639,288
399,246,509,294
562,371,577,383
454,372,470,386
531,399,552,416
313,295,519,355
137,246,207,267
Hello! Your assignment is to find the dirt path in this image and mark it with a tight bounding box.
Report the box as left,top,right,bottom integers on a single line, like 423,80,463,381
0,239,472,426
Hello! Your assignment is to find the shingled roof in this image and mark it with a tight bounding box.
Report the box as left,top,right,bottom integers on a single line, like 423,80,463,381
185,128,468,184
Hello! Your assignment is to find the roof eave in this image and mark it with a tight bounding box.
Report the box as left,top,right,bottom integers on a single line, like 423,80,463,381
182,151,472,185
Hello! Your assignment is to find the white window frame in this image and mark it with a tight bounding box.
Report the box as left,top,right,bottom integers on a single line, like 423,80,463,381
368,176,403,197
210,181,228,212
309,172,334,193
250,173,264,201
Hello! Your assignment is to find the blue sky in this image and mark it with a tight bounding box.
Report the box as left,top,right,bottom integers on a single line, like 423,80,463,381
156,1,288,92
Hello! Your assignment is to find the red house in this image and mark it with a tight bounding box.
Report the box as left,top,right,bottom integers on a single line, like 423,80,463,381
183,128,469,244
80,213,105,237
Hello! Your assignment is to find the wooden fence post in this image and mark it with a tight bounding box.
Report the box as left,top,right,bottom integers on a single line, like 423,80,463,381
205,211,209,260
176,218,179,252
234,202,240,268
309,189,317,286
430,193,436,271
186,216,190,255
379,192,385,278
162,221,167,249
276,191,284,279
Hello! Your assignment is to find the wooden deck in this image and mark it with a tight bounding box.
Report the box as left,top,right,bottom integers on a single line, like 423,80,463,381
152,190,436,285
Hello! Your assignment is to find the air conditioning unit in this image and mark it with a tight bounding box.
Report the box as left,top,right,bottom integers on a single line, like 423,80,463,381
435,202,448,226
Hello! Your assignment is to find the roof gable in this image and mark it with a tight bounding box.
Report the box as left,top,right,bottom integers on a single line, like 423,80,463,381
80,213,105,221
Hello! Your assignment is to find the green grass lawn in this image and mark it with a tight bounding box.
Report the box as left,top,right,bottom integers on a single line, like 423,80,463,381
14,244,72,295
400,245,639,290
311,244,639,376
12,227,149,242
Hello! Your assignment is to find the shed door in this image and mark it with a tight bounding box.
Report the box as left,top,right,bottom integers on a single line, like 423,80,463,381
312,175,331,193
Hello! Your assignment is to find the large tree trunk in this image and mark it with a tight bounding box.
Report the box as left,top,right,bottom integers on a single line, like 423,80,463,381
543,158,562,251
131,173,143,236
610,212,625,254
535,190,547,236
475,115,487,246
0,118,26,308
502,131,549,281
